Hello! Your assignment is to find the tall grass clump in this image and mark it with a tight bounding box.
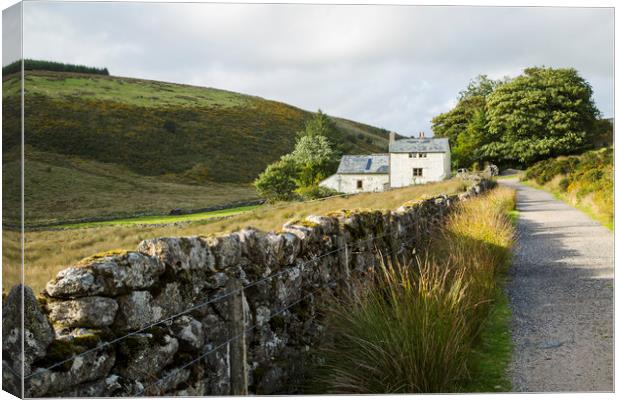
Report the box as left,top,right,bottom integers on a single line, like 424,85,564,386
315,187,516,393
438,186,516,338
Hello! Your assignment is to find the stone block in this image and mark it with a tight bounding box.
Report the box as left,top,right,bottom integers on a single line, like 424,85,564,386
47,296,118,328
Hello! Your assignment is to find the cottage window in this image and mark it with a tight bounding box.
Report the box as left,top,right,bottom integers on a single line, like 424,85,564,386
357,180,363,189
418,153,427,158
408,153,415,158
413,168,423,177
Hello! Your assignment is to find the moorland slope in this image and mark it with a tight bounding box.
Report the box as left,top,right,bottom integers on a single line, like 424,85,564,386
2,70,390,224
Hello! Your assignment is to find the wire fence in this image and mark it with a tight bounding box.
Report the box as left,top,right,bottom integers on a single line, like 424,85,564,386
135,288,318,396
23,197,446,392
135,233,419,396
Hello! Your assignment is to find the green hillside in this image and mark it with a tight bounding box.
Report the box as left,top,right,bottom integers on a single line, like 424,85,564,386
4,71,388,180
2,70,390,224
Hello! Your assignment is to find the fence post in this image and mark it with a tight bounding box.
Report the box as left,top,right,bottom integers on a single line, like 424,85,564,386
227,279,248,395
338,236,350,277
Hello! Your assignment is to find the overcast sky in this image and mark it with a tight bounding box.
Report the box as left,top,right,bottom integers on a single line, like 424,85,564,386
6,2,615,135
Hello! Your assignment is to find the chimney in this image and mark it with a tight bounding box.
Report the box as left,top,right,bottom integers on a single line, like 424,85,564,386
389,131,396,144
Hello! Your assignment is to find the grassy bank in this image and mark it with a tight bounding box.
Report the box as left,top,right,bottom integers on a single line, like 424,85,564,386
7,179,468,295
315,187,516,393
524,148,613,230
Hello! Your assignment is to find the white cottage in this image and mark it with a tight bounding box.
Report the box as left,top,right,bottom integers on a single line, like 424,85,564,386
388,133,451,187
320,154,390,193
320,132,450,194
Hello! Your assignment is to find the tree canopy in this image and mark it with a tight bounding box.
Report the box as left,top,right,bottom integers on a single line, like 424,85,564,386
290,134,336,187
2,59,109,76
482,67,599,164
432,68,600,168
254,155,300,202
298,109,348,158
432,75,501,168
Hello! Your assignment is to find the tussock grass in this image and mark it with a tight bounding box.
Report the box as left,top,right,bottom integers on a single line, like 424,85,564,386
319,257,471,393
314,187,516,393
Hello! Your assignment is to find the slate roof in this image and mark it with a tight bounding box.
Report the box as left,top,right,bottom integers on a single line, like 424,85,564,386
389,137,450,153
336,154,389,174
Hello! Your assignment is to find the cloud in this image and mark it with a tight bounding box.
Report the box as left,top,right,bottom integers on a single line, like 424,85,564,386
3,3,21,65
21,2,614,135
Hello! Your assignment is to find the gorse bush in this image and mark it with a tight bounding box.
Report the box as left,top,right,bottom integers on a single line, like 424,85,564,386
316,187,516,393
525,148,613,228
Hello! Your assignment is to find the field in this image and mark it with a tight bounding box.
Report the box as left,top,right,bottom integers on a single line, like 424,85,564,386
57,205,260,229
3,179,467,295
2,148,258,225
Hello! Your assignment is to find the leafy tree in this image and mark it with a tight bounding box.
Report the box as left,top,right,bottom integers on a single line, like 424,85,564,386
299,109,335,137
458,75,503,100
254,111,339,201
298,109,348,157
432,95,486,153
432,75,501,168
291,133,337,187
253,155,299,201
452,109,487,168
481,67,599,164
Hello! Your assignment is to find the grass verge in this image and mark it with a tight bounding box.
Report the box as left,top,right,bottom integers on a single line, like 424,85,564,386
523,148,613,230
313,186,516,393
459,209,518,393
457,286,512,392
522,179,613,231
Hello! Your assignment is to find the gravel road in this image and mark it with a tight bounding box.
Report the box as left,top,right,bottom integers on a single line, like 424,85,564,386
501,179,613,392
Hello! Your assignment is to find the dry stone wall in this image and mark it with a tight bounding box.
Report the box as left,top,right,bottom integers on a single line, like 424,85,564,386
2,179,495,397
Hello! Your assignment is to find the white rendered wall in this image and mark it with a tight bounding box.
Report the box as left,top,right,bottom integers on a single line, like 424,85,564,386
319,174,340,192
319,174,389,194
389,152,450,187
444,150,452,180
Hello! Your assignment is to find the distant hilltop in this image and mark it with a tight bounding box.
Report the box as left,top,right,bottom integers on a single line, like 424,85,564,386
2,59,109,76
